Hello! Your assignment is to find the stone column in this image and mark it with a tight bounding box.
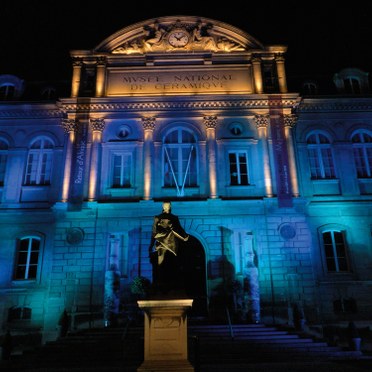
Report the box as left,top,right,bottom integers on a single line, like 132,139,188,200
71,58,83,98
275,54,288,93
88,118,105,201
204,116,218,199
284,114,299,197
95,57,106,98
61,119,77,202
142,117,156,200
252,55,263,94
254,115,273,197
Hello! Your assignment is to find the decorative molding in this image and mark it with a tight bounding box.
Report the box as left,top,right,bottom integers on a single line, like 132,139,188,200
60,99,299,113
283,114,298,128
61,118,78,134
90,118,106,132
203,115,218,129
142,117,156,130
112,20,246,55
254,115,270,128
0,108,63,119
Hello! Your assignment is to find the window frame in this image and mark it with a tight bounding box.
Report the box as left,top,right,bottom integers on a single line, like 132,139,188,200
228,150,249,186
318,227,351,274
351,130,372,178
0,138,9,186
24,136,54,186
306,132,336,179
111,152,133,188
162,128,198,196
13,235,43,281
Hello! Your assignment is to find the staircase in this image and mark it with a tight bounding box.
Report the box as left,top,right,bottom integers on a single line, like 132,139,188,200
187,323,364,366
1,323,367,372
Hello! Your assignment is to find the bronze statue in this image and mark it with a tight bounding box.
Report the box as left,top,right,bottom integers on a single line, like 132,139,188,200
149,202,189,294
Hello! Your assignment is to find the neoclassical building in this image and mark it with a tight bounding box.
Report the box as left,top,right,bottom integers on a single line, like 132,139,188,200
0,16,371,343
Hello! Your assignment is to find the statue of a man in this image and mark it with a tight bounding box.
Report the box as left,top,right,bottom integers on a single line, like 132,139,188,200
149,202,189,294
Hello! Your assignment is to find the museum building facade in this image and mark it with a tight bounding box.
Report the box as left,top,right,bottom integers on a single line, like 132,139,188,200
0,16,371,343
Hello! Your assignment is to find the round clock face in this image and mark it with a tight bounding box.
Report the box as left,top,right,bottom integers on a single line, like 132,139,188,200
168,30,189,47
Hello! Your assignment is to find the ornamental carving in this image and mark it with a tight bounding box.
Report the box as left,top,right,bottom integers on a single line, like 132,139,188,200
61,118,77,134
112,20,245,55
283,114,298,128
90,118,105,132
203,115,218,129
142,117,156,131
254,115,270,128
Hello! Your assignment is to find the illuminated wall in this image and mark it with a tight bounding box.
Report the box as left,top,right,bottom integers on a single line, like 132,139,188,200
0,16,371,344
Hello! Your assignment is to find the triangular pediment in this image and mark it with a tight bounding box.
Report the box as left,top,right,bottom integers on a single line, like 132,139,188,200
94,15,264,54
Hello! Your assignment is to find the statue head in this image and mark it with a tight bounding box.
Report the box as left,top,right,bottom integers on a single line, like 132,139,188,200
162,201,171,213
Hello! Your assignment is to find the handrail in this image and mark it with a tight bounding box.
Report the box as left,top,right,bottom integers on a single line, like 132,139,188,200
225,306,234,340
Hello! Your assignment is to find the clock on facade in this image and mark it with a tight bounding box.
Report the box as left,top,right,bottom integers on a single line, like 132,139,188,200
168,30,190,47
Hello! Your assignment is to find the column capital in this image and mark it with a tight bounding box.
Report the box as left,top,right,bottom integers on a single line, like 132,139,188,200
203,115,218,129
90,118,106,132
142,117,156,131
283,114,298,128
254,114,270,128
251,54,262,63
72,57,83,67
275,53,285,62
61,118,78,134
96,56,107,66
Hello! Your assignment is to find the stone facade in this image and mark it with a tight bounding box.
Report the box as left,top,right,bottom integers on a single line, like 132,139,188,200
0,16,371,343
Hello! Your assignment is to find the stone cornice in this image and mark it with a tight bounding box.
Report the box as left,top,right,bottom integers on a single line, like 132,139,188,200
0,104,63,119
59,97,299,113
296,98,372,113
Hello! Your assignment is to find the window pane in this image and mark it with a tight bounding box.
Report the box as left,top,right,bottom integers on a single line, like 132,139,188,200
28,265,37,279
15,266,26,279
326,258,336,272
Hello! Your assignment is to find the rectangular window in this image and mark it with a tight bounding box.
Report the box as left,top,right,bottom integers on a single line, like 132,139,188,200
323,231,349,272
0,153,7,186
14,237,41,280
229,152,249,185
112,153,132,188
25,152,52,185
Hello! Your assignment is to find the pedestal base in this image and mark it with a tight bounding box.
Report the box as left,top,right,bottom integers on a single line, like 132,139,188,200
138,360,194,372
137,298,194,372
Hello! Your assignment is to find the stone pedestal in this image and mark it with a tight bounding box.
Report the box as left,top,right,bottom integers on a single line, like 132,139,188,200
137,298,194,371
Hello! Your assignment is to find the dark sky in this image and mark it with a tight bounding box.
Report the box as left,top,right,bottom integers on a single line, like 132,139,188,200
1,1,371,83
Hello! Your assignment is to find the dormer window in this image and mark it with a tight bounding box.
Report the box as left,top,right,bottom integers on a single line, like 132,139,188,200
343,78,360,94
0,84,15,100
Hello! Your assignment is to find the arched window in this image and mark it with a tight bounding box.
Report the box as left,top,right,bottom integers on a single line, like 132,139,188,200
24,137,54,185
351,131,372,178
306,132,336,179
0,84,15,100
302,81,318,95
344,78,361,94
0,139,9,186
14,236,41,280
163,128,197,196
321,230,350,272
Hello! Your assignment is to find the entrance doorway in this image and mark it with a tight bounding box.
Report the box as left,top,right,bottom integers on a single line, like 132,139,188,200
179,235,208,317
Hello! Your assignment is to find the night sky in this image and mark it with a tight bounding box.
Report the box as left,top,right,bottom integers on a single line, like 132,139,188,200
1,1,371,85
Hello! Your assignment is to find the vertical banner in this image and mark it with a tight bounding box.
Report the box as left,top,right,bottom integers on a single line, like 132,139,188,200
69,122,88,210
268,96,293,208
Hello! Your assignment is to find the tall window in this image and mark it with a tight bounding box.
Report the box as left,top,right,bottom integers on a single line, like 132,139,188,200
24,137,54,185
14,236,41,280
0,139,8,186
163,128,197,196
307,132,336,179
352,131,372,178
112,153,132,188
322,230,350,272
229,151,249,185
